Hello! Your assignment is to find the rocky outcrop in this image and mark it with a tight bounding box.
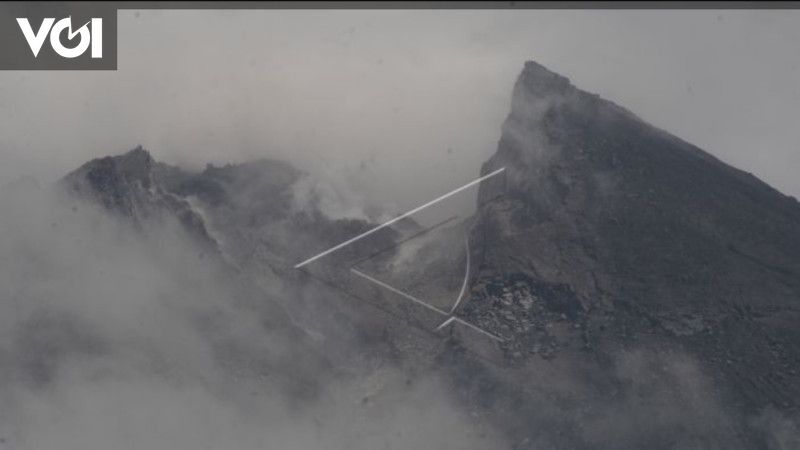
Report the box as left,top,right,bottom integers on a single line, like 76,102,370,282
469,60,800,419
60,146,218,249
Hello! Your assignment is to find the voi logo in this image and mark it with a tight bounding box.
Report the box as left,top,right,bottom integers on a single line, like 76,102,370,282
16,17,102,59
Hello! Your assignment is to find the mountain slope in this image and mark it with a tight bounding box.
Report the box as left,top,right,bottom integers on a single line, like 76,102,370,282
468,60,800,418
49,61,800,449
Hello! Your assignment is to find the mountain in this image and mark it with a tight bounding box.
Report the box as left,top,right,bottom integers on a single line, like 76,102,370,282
60,146,218,250
465,60,800,446
53,61,800,449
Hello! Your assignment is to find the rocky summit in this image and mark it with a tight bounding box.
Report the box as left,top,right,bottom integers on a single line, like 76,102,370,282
472,60,800,410
55,61,800,449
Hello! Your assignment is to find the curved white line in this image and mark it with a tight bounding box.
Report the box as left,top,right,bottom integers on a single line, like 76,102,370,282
449,237,470,314
435,316,456,332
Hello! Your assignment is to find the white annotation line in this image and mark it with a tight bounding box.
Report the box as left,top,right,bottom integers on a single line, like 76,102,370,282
293,167,506,269
449,237,471,314
435,316,457,331
352,268,505,343
350,268,449,316
449,317,504,342
434,316,503,342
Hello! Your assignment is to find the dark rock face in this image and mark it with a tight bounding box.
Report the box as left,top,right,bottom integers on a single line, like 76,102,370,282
56,145,406,354
60,146,218,249
57,147,341,398
470,60,800,425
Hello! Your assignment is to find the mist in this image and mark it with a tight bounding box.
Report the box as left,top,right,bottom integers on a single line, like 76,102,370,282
0,8,799,450
0,183,505,450
1,9,799,214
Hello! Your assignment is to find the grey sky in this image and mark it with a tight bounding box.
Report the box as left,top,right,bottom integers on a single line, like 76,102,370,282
1,9,799,212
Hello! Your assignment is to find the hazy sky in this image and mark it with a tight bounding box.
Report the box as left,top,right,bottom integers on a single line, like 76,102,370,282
1,9,799,211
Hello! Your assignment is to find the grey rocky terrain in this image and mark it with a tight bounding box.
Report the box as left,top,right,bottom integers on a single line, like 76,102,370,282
12,60,800,449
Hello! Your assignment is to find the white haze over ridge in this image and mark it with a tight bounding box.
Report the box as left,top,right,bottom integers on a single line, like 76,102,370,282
0,10,799,217
0,184,795,448
0,185,506,450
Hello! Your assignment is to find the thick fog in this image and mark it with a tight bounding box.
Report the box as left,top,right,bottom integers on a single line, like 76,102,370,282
0,9,799,214
0,181,787,450
0,182,508,450
1,9,799,450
